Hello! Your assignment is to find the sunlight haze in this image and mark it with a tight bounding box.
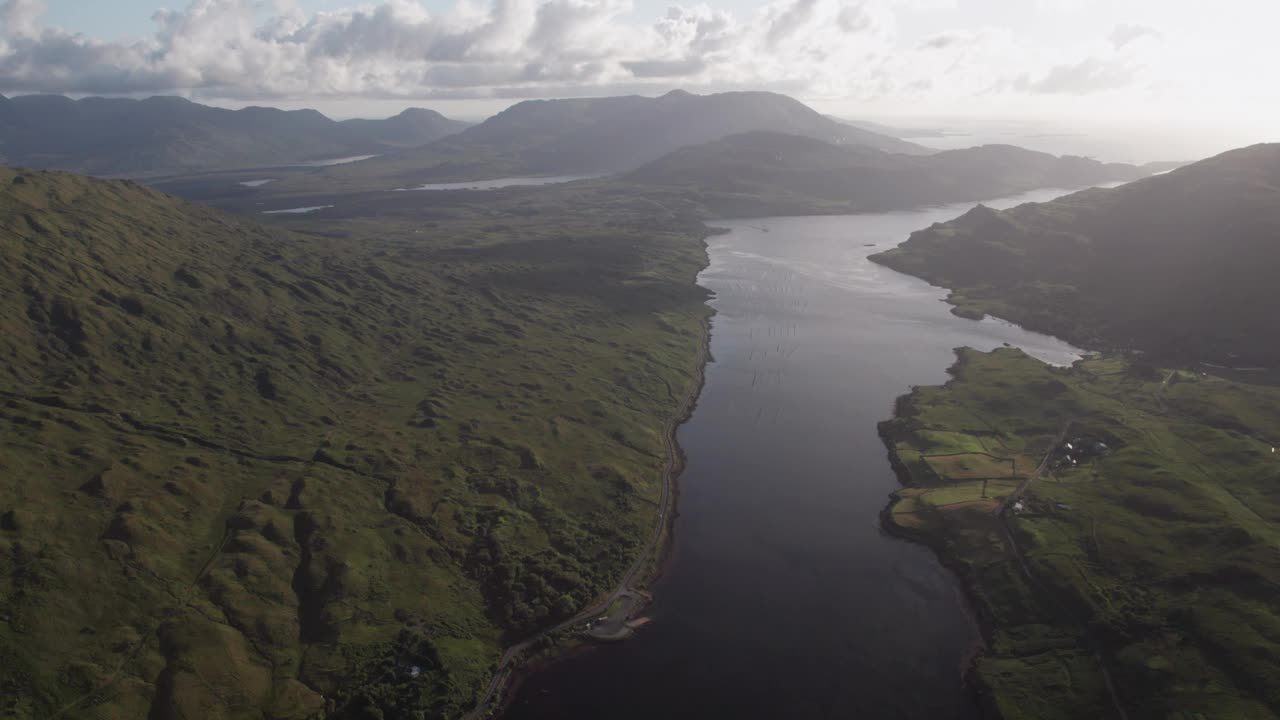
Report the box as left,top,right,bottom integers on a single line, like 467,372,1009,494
3,0,1275,160
6,2,1280,719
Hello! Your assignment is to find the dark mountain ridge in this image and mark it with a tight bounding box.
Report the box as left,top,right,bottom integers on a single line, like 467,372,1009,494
871,143,1280,364
305,90,928,187
0,94,470,177
617,131,1161,217
337,107,468,147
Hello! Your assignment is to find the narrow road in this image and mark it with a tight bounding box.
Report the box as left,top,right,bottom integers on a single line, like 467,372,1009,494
462,329,709,720
1154,370,1175,413
996,421,1072,515
994,420,1129,720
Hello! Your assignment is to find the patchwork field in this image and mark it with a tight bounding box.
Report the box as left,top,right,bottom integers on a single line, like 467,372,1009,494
880,347,1280,719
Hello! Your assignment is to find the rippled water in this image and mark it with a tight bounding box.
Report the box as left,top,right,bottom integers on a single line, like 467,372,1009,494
505,188,1087,720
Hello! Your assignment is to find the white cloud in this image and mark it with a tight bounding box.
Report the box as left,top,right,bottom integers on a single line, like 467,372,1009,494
1014,56,1135,95
1108,23,1159,49
0,0,916,100
0,0,44,38
0,0,1276,141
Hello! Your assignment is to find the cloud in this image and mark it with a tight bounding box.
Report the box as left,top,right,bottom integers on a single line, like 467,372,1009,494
621,57,706,78
917,30,973,50
1108,23,1159,49
1014,57,1135,95
0,0,925,100
0,0,44,38
763,0,820,48
0,0,1189,111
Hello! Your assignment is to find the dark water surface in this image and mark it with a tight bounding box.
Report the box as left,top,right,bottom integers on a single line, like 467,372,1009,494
505,189,1085,720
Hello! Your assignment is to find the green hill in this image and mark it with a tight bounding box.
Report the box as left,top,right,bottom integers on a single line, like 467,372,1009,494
0,95,469,177
871,143,1280,366
618,131,1159,217
0,167,708,718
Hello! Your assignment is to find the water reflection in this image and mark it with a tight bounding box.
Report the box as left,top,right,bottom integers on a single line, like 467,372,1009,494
505,187,1091,720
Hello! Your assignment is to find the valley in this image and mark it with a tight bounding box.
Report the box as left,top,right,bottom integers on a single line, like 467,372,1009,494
1,82,1277,720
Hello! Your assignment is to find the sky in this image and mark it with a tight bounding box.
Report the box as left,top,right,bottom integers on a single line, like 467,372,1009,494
2,0,1277,159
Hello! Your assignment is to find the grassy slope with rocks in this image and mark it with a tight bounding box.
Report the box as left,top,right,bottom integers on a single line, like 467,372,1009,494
880,347,1280,720
870,144,1280,366
0,167,710,719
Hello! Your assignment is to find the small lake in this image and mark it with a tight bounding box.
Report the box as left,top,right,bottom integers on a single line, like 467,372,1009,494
395,175,595,191
261,205,333,215
239,179,276,187
297,154,381,167
504,187,1087,719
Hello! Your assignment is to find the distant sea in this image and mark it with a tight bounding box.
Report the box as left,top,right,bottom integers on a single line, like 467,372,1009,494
902,123,1268,165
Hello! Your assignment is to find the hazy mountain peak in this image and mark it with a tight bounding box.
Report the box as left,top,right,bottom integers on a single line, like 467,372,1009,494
317,90,928,184
393,107,446,119
0,95,467,176
140,95,195,106
621,130,1149,217
1168,142,1280,178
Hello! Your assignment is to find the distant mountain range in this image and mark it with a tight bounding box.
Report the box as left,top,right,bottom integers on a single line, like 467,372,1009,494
0,95,470,177
306,90,929,188
617,131,1165,217
871,143,1280,364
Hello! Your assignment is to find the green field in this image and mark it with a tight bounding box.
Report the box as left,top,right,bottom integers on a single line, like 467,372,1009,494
0,168,710,718
881,347,1280,719
924,453,1018,481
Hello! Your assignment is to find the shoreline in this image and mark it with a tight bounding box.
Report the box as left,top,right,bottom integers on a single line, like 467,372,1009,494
645,306,715,592
461,235,717,719
491,309,714,717
876,387,1000,719
490,311,713,717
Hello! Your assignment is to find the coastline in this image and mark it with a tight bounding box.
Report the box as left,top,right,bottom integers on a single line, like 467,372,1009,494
875,354,1000,719
877,427,1000,719
460,234,717,719
487,310,714,718
645,305,715,592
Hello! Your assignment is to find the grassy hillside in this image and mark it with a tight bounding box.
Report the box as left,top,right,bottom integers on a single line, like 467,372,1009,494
0,95,469,177
0,167,709,719
871,143,1280,365
880,347,1280,719
618,132,1156,217
281,90,926,191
